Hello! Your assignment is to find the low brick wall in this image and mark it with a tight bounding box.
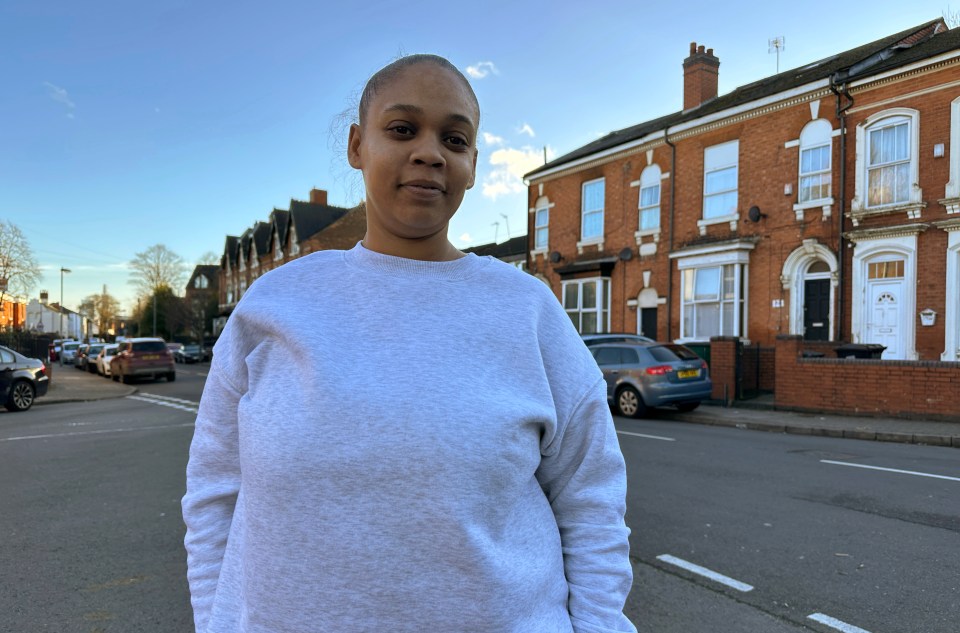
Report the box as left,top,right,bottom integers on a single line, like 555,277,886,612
775,335,960,420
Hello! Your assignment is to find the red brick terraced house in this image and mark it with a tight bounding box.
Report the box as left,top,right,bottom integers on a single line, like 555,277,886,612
216,189,365,332
524,19,960,418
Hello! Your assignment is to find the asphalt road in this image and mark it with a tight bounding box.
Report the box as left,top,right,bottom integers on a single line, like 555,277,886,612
1,367,957,633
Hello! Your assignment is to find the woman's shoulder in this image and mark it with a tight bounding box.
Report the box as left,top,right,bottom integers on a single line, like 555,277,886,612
473,256,556,301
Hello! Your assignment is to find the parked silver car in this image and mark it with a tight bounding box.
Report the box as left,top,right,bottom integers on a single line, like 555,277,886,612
591,342,712,418
582,333,655,347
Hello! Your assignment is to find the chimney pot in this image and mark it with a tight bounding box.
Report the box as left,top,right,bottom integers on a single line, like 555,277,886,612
690,41,697,54
698,45,705,54
707,48,713,56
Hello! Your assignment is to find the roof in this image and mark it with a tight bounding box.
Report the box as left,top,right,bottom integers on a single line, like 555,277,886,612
270,209,291,247
252,221,271,256
289,199,351,243
189,264,219,286
526,19,955,179
462,235,528,258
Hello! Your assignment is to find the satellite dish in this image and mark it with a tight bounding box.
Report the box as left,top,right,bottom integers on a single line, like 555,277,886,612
618,247,633,261
748,205,766,222
548,251,563,263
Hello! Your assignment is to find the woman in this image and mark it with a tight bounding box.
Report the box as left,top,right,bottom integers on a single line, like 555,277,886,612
182,54,636,633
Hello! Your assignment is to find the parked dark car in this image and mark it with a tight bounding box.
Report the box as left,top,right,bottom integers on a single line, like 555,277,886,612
581,333,655,347
110,337,175,384
0,345,49,412
174,344,209,364
591,341,712,418
80,343,107,373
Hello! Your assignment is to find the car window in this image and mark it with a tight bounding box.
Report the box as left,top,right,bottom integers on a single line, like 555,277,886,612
620,347,640,365
648,344,701,362
0,349,14,363
132,341,167,352
593,347,621,366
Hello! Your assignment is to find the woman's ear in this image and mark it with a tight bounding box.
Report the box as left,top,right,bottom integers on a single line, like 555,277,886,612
465,147,478,190
347,123,362,169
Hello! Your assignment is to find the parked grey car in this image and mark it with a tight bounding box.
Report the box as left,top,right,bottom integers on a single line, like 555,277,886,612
0,345,49,412
581,333,655,347
60,341,82,365
591,342,712,418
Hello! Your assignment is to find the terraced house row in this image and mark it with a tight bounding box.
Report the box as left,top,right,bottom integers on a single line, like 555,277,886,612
523,18,960,364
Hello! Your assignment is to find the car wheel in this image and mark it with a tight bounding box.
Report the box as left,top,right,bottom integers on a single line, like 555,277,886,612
5,380,36,412
167,372,176,382
112,373,119,382
122,374,132,384
615,386,646,418
676,402,700,412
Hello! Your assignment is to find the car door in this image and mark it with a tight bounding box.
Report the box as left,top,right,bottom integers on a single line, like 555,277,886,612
0,347,16,398
592,346,623,400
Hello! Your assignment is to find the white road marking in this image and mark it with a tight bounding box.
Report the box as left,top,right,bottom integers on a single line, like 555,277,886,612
138,392,200,406
0,423,195,443
197,372,207,377
616,430,676,442
807,612,873,633
126,395,198,413
821,459,960,483
656,554,754,592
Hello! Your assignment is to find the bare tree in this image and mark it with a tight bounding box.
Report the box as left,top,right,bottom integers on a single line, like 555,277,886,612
79,289,121,336
944,5,960,27
0,219,41,305
129,244,188,297
198,250,220,265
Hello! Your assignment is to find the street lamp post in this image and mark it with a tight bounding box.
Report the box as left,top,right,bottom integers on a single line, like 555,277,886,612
60,267,71,339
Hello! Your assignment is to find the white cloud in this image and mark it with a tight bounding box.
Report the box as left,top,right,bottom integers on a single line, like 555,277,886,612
481,145,556,201
465,61,498,79
517,123,535,137
482,132,504,146
458,232,473,243
43,81,75,109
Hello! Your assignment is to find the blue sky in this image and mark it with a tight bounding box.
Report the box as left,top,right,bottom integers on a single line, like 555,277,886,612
2,0,952,312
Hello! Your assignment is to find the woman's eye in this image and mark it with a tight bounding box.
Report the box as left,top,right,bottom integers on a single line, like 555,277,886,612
445,136,468,147
389,125,414,135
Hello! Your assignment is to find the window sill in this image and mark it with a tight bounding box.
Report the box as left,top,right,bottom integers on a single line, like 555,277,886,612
530,248,549,262
793,197,834,221
939,196,960,214
848,200,926,226
697,213,739,236
634,228,661,242
576,237,604,254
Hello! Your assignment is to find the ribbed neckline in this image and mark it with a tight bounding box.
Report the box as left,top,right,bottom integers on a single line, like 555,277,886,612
342,241,487,281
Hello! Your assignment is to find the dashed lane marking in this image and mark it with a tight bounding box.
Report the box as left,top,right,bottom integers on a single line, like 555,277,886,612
0,423,195,443
807,612,873,633
616,430,676,442
821,459,960,483
127,394,199,413
656,554,754,592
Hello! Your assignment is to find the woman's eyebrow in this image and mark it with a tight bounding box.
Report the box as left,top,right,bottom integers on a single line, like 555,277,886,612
383,103,475,128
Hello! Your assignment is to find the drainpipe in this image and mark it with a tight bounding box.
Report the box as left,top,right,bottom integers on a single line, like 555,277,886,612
665,126,677,341
829,73,854,341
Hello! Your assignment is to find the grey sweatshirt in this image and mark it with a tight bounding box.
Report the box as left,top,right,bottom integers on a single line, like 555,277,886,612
182,242,636,633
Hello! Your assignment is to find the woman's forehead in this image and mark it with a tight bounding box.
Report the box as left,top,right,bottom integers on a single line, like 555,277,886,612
368,64,479,125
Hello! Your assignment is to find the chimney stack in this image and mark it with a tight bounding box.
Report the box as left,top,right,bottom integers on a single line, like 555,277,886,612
309,188,328,206
683,42,720,110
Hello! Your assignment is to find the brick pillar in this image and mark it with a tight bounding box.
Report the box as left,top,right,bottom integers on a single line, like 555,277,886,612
709,336,739,405
775,335,802,409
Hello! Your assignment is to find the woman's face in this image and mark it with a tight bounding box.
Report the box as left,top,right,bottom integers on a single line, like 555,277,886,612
348,63,479,259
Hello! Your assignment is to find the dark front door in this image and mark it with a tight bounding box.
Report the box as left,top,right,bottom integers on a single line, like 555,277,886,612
640,307,657,339
803,279,830,341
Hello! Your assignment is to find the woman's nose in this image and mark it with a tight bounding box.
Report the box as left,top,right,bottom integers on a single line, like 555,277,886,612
410,136,445,167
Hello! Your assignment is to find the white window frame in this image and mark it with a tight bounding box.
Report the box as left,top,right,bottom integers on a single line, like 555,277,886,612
797,119,833,208
579,178,605,244
535,205,549,250
273,233,284,261
561,277,611,334
290,227,301,256
942,96,960,214
851,108,922,223
638,165,661,233
939,222,960,360
194,275,209,290
671,241,754,343
701,140,739,229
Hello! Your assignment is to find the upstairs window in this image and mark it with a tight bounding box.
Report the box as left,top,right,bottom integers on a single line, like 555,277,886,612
639,165,661,231
581,178,605,240
799,120,832,203
867,116,910,207
193,275,209,289
535,205,549,250
703,140,739,219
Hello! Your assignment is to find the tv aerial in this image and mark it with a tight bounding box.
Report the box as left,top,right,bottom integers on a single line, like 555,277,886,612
768,36,785,73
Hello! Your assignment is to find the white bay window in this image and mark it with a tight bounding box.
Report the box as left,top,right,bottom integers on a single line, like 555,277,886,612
562,277,610,334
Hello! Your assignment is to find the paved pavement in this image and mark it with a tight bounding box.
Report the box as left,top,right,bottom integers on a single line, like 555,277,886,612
32,363,960,448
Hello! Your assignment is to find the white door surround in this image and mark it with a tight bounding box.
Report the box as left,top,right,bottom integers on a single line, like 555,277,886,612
780,240,839,340
848,230,921,360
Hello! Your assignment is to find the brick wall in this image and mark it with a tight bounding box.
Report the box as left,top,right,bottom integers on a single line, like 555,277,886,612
775,335,960,420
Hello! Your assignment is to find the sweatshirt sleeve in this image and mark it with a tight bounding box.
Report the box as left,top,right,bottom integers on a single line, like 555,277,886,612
181,345,245,632
536,376,637,633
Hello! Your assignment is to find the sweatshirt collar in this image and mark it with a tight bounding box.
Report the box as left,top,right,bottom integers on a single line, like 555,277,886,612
343,241,486,281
